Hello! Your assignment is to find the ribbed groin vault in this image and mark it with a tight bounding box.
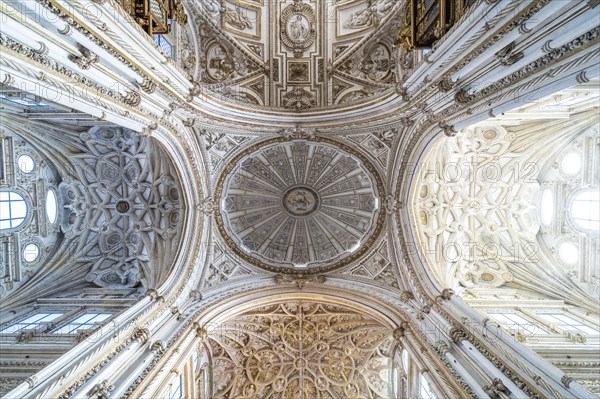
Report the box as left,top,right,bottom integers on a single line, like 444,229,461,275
0,0,598,398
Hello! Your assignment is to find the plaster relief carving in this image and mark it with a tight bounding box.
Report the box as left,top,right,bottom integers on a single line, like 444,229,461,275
205,42,237,81
280,0,316,57
225,6,253,30
215,138,384,273
208,301,395,399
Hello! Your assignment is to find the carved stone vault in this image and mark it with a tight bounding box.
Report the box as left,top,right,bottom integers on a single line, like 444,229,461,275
184,0,401,109
208,300,395,399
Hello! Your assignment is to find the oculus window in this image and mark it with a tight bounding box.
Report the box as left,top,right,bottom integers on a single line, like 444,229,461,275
17,154,35,173
46,189,57,224
23,243,40,262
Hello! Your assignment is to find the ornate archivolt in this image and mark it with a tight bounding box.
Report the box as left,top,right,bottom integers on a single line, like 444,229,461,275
207,300,395,399
409,105,599,308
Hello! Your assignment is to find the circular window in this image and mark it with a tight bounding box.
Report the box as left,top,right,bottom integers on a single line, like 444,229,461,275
46,190,57,224
570,190,600,232
23,243,39,262
560,152,582,175
541,188,554,226
558,242,579,265
17,154,35,173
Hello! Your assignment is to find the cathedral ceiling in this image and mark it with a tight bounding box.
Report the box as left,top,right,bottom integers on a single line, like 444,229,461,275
183,0,401,110
206,300,395,399
214,138,385,273
0,94,186,303
409,85,600,308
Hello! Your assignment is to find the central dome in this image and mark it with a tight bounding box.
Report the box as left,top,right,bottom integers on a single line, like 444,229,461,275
215,138,384,273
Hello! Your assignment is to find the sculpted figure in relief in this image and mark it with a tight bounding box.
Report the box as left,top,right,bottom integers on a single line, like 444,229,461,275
225,6,253,30
344,0,395,29
289,15,308,41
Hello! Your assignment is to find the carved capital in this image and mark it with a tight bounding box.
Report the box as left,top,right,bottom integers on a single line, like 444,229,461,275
449,327,468,343
399,117,413,127
189,80,202,97
68,45,99,70
438,76,455,92
170,306,184,321
395,84,410,101
434,340,450,354
150,340,167,354
132,327,150,344
196,326,208,341
139,76,156,94
393,321,409,341
123,90,141,107
393,326,405,340
146,288,165,303
400,291,414,302
436,288,455,302
183,117,196,127
439,121,457,137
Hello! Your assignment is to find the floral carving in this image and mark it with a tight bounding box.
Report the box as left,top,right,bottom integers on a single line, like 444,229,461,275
208,301,395,399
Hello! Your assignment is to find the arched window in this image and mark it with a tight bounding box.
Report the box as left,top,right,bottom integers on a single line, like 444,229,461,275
570,190,600,232
0,191,28,230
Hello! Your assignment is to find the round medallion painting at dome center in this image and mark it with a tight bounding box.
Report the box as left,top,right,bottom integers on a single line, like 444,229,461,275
216,139,384,273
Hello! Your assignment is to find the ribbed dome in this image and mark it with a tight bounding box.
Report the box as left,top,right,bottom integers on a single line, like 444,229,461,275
215,138,384,272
